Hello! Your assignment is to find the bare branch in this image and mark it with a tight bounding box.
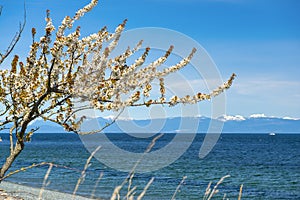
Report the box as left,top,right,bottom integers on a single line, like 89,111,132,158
0,4,26,65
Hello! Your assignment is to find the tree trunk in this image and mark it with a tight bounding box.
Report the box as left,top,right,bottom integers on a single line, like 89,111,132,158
0,140,24,182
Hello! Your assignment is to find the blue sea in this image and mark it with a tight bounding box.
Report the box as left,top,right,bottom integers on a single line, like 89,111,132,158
0,133,299,199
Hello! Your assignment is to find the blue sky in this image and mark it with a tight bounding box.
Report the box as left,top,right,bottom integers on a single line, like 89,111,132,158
1,0,300,119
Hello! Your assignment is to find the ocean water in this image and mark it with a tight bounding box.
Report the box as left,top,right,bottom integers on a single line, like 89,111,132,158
0,133,299,199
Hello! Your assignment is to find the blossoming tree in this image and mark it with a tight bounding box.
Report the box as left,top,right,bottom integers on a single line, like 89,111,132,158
0,0,235,180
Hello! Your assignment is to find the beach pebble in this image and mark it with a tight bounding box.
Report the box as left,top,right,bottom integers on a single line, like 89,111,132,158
0,190,23,200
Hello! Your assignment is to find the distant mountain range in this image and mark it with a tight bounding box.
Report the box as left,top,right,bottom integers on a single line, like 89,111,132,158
19,114,300,134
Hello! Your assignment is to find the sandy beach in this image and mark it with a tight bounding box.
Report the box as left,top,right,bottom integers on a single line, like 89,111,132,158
0,181,96,200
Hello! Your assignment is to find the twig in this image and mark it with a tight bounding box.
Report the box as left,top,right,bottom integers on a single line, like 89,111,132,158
78,108,125,135
0,3,26,65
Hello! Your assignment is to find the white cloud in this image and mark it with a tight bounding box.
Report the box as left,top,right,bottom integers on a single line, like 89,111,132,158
282,116,300,120
249,113,267,118
218,114,246,122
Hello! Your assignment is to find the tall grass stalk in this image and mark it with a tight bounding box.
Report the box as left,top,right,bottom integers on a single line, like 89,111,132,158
203,181,212,200
136,177,154,200
90,171,103,199
38,163,53,200
171,176,187,200
110,133,164,200
204,175,231,200
72,146,101,199
238,184,243,200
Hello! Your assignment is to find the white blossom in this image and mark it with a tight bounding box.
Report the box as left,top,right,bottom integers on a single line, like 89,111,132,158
0,0,236,138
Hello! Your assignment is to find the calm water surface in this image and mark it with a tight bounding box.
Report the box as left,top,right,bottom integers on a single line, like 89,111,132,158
0,133,299,199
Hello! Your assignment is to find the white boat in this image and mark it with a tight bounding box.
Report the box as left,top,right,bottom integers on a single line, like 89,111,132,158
0,137,2,142
269,132,276,136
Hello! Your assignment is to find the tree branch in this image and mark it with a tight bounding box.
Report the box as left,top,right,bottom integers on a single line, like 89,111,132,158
0,4,26,65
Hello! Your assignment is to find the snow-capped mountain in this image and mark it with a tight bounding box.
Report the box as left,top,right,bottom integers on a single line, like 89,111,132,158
216,114,300,133
13,114,300,134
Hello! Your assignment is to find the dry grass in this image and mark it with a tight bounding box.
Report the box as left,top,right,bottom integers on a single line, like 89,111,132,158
171,176,187,200
110,134,164,200
73,146,101,198
238,184,243,200
203,175,231,200
38,163,53,200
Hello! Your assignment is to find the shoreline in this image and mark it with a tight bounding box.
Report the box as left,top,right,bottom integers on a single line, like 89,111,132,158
0,181,97,200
